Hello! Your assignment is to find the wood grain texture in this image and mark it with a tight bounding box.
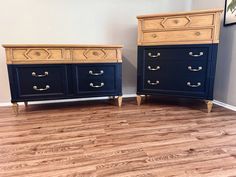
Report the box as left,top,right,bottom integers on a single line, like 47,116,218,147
2,45,123,64
0,98,236,177
137,9,223,46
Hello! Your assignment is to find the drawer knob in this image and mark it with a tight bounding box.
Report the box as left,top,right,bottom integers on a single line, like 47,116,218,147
187,82,201,88
93,51,99,56
152,34,157,38
189,52,204,57
89,70,104,76
90,82,104,88
147,80,160,85
188,66,203,72
148,52,161,58
32,71,49,77
148,66,160,71
33,85,50,91
195,32,201,36
174,20,179,24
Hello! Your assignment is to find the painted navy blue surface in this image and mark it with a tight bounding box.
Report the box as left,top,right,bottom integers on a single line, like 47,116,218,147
7,63,122,102
137,44,218,100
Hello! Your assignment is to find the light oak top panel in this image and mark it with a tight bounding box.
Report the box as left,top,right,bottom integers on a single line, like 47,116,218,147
137,9,223,19
3,44,123,64
137,9,223,46
2,44,123,48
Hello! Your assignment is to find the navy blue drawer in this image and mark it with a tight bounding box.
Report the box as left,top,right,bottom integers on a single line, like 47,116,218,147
144,60,208,81
144,46,209,63
10,65,68,99
137,44,218,99
144,75,206,94
74,64,122,95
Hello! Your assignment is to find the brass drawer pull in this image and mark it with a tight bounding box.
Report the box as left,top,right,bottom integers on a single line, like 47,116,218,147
32,71,49,77
188,66,203,72
89,70,104,76
147,80,160,85
148,66,160,71
90,82,104,88
187,82,201,88
148,52,161,58
189,52,204,57
33,85,50,91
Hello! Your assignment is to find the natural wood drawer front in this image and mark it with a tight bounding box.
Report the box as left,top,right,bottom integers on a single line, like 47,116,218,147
72,48,118,61
142,14,214,30
11,48,69,61
137,9,223,45
143,29,213,44
3,45,123,64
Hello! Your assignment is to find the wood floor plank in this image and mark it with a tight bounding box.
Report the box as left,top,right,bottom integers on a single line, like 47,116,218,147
0,99,236,176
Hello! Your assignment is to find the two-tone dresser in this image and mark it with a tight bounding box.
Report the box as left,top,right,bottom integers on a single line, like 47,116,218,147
3,44,123,115
136,9,223,112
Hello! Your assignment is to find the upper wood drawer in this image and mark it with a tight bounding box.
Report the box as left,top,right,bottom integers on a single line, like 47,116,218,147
71,48,119,62
142,14,214,30
3,45,123,64
137,9,223,46
10,48,71,62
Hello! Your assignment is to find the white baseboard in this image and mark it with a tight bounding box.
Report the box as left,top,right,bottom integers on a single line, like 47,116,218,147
213,100,236,111
1,95,235,112
0,94,137,107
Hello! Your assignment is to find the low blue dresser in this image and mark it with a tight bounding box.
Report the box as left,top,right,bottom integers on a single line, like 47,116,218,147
136,9,223,112
3,44,123,115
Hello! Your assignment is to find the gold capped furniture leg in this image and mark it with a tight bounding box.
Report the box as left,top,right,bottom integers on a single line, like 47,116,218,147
24,102,28,107
206,100,213,113
118,96,122,107
137,95,142,106
12,103,19,116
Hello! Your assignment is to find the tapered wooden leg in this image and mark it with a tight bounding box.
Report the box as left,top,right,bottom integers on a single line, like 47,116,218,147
24,102,28,107
206,100,213,113
137,95,142,106
118,96,122,107
12,103,19,116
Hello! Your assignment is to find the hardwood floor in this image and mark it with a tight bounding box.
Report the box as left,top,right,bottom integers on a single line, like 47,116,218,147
0,98,236,177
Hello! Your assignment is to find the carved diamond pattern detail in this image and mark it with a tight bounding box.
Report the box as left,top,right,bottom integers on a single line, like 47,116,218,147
25,49,50,59
84,49,106,59
162,17,191,28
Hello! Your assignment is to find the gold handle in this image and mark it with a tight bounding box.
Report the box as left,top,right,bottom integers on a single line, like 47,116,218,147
189,52,204,57
90,82,104,88
147,80,160,85
148,52,161,58
32,71,49,77
188,66,203,72
187,82,201,88
148,66,160,71
89,70,104,76
33,85,50,91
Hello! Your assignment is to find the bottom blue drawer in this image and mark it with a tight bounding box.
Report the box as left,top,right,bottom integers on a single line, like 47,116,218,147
74,64,122,95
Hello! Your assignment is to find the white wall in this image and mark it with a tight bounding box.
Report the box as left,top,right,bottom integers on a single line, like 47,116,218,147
191,0,236,107
0,0,191,103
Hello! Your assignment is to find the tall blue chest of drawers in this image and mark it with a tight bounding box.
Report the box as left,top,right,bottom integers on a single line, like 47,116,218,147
3,44,123,115
136,9,223,112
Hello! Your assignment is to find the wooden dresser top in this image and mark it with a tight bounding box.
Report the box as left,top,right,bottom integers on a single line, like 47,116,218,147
137,9,223,19
2,44,123,48
2,44,123,64
137,9,223,46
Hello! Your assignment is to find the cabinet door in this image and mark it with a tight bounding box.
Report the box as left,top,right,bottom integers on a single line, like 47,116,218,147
74,64,122,97
8,64,69,101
